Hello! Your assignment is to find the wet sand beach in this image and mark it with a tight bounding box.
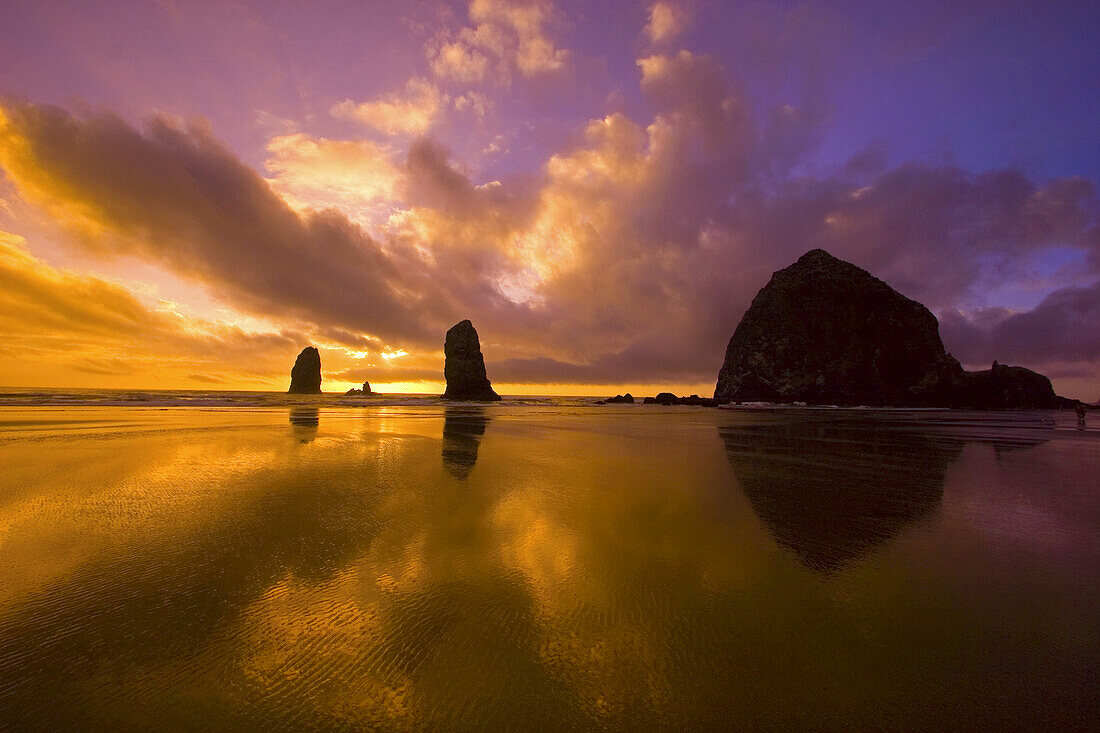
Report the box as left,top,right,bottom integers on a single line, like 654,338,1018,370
0,402,1096,730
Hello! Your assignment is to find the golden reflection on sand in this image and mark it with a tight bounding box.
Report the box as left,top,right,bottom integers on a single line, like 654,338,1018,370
0,407,1095,729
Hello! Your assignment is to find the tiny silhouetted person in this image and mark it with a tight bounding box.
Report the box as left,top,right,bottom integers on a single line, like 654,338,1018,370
1075,404,1087,428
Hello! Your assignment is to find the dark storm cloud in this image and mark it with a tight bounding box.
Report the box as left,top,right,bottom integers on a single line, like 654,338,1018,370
491,342,711,385
0,101,447,345
814,167,1098,307
405,137,479,212
0,229,316,386
940,280,1100,365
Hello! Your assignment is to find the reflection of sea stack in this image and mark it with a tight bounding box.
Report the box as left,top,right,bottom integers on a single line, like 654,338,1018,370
288,407,319,442
719,419,955,572
288,406,320,427
288,347,322,394
442,407,490,479
713,249,1063,407
442,320,501,401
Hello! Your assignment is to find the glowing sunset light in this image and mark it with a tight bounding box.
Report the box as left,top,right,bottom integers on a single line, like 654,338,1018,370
1,6,1098,729
0,0,1096,398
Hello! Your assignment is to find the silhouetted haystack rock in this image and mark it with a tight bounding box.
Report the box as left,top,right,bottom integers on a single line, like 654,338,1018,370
345,381,372,396
714,249,1064,408
605,393,635,404
643,393,719,406
288,347,322,394
442,320,501,401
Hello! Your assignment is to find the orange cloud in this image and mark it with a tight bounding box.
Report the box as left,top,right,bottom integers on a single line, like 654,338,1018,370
430,38,492,83
264,133,401,229
330,77,445,136
644,2,692,43
428,0,569,84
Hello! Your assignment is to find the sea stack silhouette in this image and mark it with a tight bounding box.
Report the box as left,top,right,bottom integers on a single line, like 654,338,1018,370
714,249,1063,408
442,320,501,401
288,346,322,394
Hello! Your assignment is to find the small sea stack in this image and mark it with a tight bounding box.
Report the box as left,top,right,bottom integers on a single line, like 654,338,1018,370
288,347,322,394
442,320,501,401
345,381,372,396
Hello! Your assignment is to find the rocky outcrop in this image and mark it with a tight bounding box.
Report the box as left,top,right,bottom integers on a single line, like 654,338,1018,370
603,393,635,404
442,320,501,401
643,393,719,406
345,381,372,396
714,249,1064,408
714,250,952,405
955,362,1058,409
288,347,322,394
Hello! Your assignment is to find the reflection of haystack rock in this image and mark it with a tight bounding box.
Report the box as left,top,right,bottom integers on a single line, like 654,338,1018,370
719,417,1049,572
442,320,501,401
288,346,322,394
442,407,490,479
720,420,955,573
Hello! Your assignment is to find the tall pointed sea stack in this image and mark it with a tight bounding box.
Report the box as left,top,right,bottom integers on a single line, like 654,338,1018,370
713,249,1063,408
442,320,501,401
288,346,322,394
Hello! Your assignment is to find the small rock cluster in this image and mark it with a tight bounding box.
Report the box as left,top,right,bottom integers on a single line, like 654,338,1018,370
643,393,719,406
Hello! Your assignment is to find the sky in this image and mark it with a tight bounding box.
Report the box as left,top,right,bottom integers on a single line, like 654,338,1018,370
0,0,1097,398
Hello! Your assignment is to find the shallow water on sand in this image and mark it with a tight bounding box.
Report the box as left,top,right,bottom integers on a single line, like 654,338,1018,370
0,405,1096,730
